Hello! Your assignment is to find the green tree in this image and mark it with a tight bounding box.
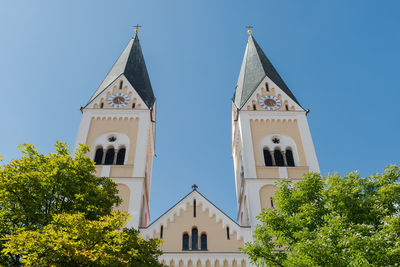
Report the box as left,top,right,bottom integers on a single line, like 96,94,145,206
3,212,163,266
0,142,163,266
242,165,400,266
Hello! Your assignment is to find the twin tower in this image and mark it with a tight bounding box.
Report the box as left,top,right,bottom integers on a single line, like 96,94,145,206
75,31,319,266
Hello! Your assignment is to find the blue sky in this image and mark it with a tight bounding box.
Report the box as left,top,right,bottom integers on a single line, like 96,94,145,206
1,0,399,221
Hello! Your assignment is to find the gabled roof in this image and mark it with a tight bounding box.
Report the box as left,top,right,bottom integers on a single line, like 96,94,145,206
140,189,251,241
233,34,300,109
88,33,155,108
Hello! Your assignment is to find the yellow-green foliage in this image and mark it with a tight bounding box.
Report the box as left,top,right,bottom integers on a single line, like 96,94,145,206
0,142,163,266
3,212,163,266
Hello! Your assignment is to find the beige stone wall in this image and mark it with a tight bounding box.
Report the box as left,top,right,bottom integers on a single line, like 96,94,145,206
255,167,280,178
92,81,143,109
287,166,310,179
250,119,307,168
246,87,296,112
145,127,154,185
162,257,247,267
158,202,244,252
243,196,249,226
86,117,139,166
114,183,130,213
94,166,102,177
110,165,135,177
259,184,278,210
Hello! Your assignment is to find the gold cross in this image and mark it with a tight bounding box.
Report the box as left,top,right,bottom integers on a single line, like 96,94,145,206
134,24,142,33
246,25,254,34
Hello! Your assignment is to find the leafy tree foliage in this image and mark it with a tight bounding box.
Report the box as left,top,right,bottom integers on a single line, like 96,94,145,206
0,142,120,229
0,142,163,266
243,166,400,266
3,212,163,266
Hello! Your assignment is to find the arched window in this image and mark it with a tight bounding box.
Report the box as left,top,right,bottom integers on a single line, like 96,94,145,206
252,104,256,110
94,148,103,165
227,227,230,240
263,148,273,166
116,148,126,165
192,228,198,250
193,199,196,218
274,149,284,166
182,233,189,250
160,225,164,239
104,148,115,165
285,149,295,167
265,82,270,92
201,234,207,250
100,102,104,108
119,80,123,89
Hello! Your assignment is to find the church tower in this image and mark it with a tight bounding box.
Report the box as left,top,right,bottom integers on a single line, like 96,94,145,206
75,31,156,229
232,31,319,229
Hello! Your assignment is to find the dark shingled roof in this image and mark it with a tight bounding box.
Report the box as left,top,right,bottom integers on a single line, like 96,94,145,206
88,33,155,108
233,34,301,109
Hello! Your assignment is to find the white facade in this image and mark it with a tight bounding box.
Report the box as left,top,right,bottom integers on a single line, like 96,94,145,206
75,72,155,229
73,33,320,266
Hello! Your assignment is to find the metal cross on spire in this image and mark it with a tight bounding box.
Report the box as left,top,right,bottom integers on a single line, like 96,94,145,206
246,25,254,35
133,24,142,33
192,184,198,191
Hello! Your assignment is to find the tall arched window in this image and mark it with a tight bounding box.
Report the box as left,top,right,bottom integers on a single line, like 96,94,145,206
201,234,207,250
285,149,295,167
192,228,198,250
104,148,115,165
182,233,189,250
263,148,273,166
274,149,284,166
193,199,196,217
116,148,126,165
227,227,230,240
119,80,123,89
94,148,103,165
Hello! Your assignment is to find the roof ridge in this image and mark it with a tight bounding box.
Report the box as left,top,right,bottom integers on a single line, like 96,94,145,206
142,190,244,229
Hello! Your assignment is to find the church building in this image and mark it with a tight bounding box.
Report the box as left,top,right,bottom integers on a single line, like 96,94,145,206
74,28,319,267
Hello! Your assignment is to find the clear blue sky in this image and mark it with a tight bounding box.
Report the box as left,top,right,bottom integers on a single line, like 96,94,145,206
1,0,399,221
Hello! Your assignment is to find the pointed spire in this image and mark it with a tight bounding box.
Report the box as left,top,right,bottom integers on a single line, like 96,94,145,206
89,32,155,108
233,34,300,109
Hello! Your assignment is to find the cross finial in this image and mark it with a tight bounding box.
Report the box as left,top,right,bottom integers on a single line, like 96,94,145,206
246,25,254,35
192,184,198,191
133,24,142,33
